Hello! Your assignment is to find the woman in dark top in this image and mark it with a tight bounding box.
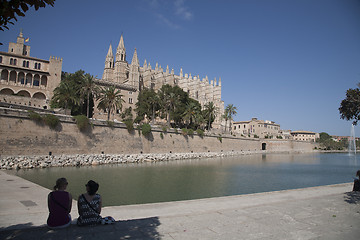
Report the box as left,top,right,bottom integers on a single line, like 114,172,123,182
47,178,72,229
77,180,102,226
353,170,360,191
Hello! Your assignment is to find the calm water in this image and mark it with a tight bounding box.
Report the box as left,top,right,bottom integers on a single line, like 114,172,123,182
8,153,359,207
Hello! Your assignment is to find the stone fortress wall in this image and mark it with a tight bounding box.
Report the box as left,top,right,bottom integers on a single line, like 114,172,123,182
0,108,315,157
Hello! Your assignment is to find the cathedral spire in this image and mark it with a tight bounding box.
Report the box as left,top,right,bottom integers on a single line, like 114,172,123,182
116,34,126,61
107,44,113,57
117,34,125,50
131,48,139,66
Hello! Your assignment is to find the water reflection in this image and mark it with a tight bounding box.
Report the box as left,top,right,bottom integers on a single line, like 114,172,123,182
8,153,359,206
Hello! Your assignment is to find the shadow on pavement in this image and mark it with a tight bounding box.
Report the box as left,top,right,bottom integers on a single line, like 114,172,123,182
0,217,161,240
344,191,360,204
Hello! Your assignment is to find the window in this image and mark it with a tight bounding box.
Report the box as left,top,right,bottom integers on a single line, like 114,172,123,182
10,58,13,65
0,56,2,63
23,61,26,67
38,63,41,70
129,91,133,95
35,63,37,69
129,98,133,104
26,61,29,68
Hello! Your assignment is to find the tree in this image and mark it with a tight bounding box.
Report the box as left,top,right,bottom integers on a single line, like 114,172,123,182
225,104,237,133
183,99,202,129
79,74,100,118
50,70,93,116
223,110,229,133
0,0,55,31
135,88,160,123
50,80,79,113
158,85,181,126
97,86,124,121
203,102,217,131
316,132,345,150
339,83,360,125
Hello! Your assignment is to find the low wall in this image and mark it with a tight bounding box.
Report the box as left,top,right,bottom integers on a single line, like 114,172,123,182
0,108,316,156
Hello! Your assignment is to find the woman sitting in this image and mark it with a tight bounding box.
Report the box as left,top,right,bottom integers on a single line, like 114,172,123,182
353,170,360,191
77,180,102,226
47,178,72,229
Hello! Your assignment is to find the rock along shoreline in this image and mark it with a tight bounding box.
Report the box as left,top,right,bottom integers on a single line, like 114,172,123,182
0,151,258,170
0,150,318,170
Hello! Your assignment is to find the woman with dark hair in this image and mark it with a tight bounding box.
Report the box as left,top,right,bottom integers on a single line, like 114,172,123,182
47,178,72,229
77,180,102,226
353,170,360,191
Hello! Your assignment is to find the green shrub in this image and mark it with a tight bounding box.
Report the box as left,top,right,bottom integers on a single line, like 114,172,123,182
188,129,194,136
141,123,151,136
174,128,178,134
254,134,259,138
196,129,204,138
217,136,223,143
74,115,89,131
43,114,60,129
28,111,42,123
276,136,283,139
124,119,134,132
136,124,141,135
106,120,114,128
160,132,164,139
162,126,168,133
181,128,188,136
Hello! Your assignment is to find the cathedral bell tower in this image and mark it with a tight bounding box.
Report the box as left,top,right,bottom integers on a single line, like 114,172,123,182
102,44,114,81
129,48,140,88
114,35,128,83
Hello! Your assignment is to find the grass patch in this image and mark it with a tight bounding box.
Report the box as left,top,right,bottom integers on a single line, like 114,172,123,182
181,128,188,136
106,120,114,128
28,110,42,123
187,129,194,136
124,119,134,133
141,123,151,137
43,114,60,129
196,129,204,138
74,115,89,131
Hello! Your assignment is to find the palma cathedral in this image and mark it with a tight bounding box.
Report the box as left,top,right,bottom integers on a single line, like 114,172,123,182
94,35,224,128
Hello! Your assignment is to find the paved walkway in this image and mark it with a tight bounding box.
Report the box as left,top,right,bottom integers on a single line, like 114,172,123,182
0,170,359,239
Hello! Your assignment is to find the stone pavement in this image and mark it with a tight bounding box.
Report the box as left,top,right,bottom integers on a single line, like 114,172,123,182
0,170,359,240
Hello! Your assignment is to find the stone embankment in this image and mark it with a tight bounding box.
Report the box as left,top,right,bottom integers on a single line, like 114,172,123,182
0,150,271,170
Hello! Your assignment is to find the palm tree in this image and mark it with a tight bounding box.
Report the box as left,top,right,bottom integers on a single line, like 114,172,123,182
148,91,160,124
97,86,125,121
158,85,180,126
223,109,229,133
79,74,100,118
203,102,217,131
225,104,237,133
51,81,80,113
183,101,201,128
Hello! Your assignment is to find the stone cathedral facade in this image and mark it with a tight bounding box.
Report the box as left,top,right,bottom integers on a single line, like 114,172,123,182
94,35,224,128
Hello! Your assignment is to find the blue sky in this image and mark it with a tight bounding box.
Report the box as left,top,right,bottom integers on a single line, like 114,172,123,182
1,0,360,136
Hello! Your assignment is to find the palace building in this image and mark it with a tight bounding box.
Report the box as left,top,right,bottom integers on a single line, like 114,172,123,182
233,118,281,138
94,35,224,128
0,31,62,109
